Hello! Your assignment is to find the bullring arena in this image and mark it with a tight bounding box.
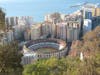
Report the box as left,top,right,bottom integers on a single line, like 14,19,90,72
22,39,68,65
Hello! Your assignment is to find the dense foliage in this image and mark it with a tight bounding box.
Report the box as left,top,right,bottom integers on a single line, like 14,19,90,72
23,54,100,75
23,26,100,75
0,42,23,72
0,9,6,31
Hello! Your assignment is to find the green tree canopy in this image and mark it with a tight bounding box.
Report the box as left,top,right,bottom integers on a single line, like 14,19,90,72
0,8,6,31
0,42,23,72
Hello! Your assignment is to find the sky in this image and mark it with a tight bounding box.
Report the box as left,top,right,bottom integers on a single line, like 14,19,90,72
0,0,100,22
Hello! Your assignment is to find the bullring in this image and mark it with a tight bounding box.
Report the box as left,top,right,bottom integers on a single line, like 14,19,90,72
22,39,67,65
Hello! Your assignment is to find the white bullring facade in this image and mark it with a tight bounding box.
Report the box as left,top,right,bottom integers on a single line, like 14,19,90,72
22,39,67,65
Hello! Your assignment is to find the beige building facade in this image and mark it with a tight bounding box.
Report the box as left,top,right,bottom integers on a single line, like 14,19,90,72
31,24,41,40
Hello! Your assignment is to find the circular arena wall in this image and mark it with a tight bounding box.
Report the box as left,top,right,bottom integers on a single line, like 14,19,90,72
22,39,67,65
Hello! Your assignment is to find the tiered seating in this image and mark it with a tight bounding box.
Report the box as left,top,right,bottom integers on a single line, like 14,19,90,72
28,42,59,51
25,39,66,48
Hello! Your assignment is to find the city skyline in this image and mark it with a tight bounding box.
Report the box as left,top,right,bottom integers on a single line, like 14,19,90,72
0,0,100,22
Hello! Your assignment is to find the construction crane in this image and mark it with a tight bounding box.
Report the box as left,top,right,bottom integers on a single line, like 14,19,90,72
70,2,99,9
70,2,88,8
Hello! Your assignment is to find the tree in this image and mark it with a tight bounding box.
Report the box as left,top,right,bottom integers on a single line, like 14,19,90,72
50,13,60,19
0,8,6,31
0,42,23,72
50,12,61,24
82,26,100,53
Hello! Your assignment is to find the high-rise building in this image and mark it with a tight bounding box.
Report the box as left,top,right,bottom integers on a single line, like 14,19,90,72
60,14,66,21
56,23,67,40
13,26,21,40
44,14,52,22
56,21,81,42
44,13,61,24
6,16,34,41
42,22,56,38
41,22,52,36
66,22,80,42
92,16,100,29
84,11,92,19
31,24,41,40
80,4,91,19
81,3,100,19
6,16,34,27
83,19,92,34
64,13,82,22
67,28,74,42
24,28,31,41
92,8,100,17
6,30,14,42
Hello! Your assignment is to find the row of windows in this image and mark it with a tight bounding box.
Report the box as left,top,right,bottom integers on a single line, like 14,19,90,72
37,49,67,59
22,49,67,65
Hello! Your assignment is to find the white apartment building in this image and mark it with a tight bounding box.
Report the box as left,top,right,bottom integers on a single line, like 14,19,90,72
44,13,61,24
6,16,34,26
24,29,31,41
83,19,92,34
31,24,41,40
6,30,14,42
42,22,56,38
5,16,34,41
56,23,67,40
56,22,80,42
